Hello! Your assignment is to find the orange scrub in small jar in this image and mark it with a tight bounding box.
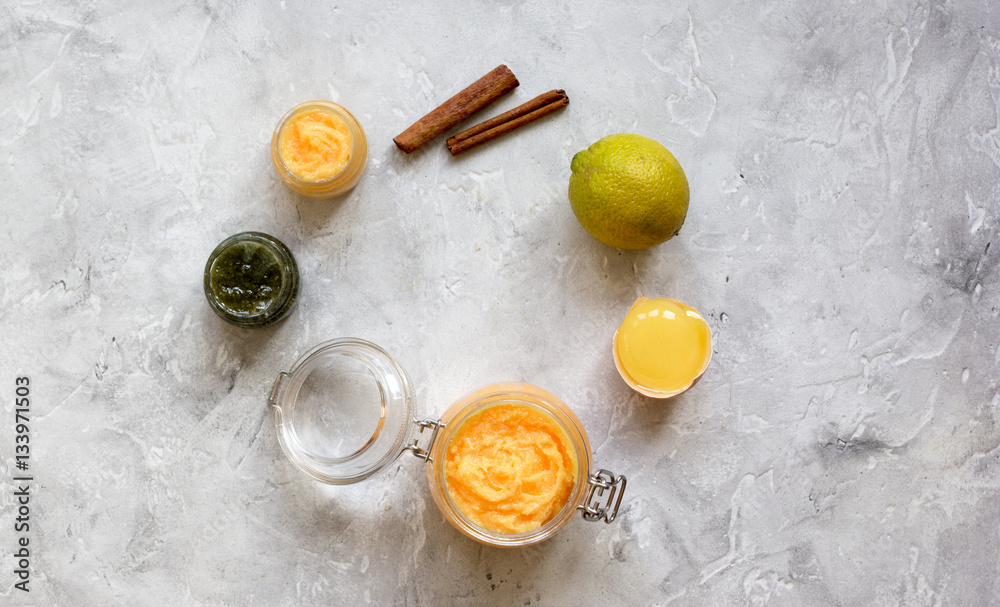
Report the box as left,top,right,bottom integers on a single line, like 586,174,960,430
613,297,712,398
271,101,368,198
278,109,351,181
444,403,578,534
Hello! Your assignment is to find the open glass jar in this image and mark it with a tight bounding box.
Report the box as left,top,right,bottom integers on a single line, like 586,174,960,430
268,338,627,547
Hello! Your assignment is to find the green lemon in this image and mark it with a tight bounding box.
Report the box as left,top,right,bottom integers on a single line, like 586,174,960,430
568,134,689,250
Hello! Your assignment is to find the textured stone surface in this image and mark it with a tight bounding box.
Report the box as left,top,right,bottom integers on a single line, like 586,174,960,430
2,1,999,605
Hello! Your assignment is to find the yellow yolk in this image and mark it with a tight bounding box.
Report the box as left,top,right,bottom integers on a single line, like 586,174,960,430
444,403,578,535
613,297,712,397
278,109,352,181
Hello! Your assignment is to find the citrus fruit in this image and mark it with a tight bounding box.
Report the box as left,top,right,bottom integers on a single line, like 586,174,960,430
568,134,689,250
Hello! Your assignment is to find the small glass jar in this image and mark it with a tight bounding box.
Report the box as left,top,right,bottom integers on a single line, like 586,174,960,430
203,232,299,328
268,338,627,547
270,101,368,198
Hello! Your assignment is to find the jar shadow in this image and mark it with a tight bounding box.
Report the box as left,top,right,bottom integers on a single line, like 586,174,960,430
559,204,694,300
421,516,590,595
199,305,294,360
629,386,697,441
286,188,353,234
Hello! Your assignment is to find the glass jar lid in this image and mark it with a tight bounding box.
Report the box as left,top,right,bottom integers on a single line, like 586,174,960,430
268,338,414,484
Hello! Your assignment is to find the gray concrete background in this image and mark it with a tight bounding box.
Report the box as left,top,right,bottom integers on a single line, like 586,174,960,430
1,1,999,605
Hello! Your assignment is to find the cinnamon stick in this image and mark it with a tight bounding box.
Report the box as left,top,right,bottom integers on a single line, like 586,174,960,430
393,65,519,153
445,89,569,156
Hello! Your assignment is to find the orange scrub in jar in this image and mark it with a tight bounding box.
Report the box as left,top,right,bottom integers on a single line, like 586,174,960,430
278,109,352,181
271,101,367,198
444,403,579,534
